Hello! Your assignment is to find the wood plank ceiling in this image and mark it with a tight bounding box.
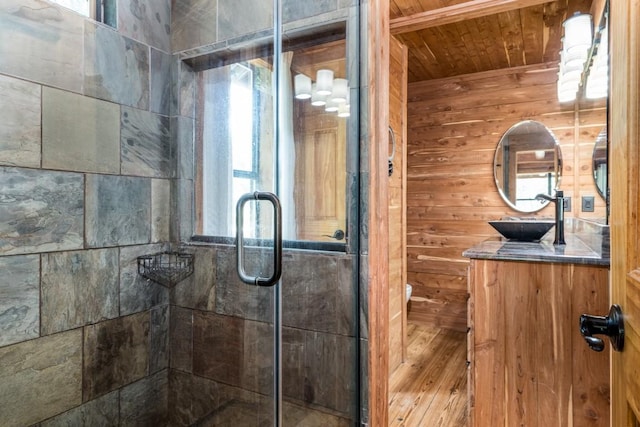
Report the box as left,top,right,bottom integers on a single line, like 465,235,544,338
389,0,595,83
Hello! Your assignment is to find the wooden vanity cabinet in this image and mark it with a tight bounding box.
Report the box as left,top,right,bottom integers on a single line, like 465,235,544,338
467,259,610,427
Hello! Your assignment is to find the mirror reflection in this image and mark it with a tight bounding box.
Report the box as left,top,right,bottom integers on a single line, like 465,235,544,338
593,128,607,199
494,120,562,212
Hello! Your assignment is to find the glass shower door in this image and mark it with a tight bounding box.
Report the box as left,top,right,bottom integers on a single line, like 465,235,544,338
189,0,360,425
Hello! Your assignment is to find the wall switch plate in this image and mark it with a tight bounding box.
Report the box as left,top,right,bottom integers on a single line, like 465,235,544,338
563,197,571,212
582,196,595,212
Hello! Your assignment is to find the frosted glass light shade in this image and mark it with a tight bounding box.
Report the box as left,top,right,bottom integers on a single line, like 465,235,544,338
325,99,339,112
331,78,348,103
316,69,334,96
561,48,588,69
563,13,592,53
337,103,350,117
535,150,546,160
311,83,327,106
294,74,312,99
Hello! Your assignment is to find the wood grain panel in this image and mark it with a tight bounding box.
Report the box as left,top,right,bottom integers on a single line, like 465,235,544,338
367,0,390,424
390,0,589,83
388,35,408,375
468,260,609,426
407,63,607,331
388,324,467,426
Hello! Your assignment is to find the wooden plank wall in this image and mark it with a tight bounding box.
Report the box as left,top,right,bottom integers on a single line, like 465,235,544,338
406,63,607,331
388,35,408,375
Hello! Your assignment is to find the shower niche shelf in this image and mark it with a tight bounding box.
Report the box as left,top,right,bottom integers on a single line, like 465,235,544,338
137,252,194,288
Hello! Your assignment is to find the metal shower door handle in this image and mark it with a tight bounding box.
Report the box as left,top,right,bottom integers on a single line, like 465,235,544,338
236,191,282,287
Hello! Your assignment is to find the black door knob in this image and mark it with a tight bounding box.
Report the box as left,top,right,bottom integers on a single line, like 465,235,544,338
579,304,624,352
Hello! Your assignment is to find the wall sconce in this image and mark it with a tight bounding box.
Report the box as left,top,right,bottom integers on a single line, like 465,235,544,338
535,150,546,160
557,13,592,103
586,20,608,100
294,71,350,118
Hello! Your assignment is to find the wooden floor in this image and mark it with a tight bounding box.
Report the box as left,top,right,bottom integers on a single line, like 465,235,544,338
388,323,468,427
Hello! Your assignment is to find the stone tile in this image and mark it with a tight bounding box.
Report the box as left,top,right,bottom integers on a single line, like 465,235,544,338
241,319,274,395
193,311,243,387
218,0,272,40
281,251,355,336
338,0,357,8
42,87,120,174
303,331,357,416
168,370,272,426
195,393,272,426
0,0,83,93
85,174,151,247
0,74,41,168
84,22,149,109
170,306,193,373
282,0,337,23
39,390,119,427
119,243,168,316
152,179,171,242
0,255,39,347
83,312,151,401
41,248,119,335
192,311,274,396
0,167,84,256
150,48,175,115
282,327,357,416
118,0,171,52
171,246,216,310
171,0,217,52
150,305,170,373
214,246,275,322
120,370,169,426
178,62,196,118
0,330,82,426
173,116,195,180
282,400,352,426
170,178,193,242
282,327,305,403
121,107,173,178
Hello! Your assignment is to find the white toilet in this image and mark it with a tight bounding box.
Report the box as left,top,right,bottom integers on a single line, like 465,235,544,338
406,283,412,306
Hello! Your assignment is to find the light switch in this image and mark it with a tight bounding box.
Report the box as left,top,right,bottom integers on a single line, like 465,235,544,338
582,196,595,212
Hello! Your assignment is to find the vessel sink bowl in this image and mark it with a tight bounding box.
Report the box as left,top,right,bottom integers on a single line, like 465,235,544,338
489,219,555,242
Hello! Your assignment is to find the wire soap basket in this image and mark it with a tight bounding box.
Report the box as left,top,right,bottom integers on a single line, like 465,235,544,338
137,252,194,288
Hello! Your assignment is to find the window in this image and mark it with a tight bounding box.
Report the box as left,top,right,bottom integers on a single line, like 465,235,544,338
193,39,349,244
49,0,116,28
196,62,271,239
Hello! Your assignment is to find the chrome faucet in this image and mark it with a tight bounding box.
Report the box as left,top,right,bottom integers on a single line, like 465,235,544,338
535,190,565,245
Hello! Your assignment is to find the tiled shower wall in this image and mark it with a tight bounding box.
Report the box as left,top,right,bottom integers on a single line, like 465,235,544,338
0,0,176,425
1,0,362,425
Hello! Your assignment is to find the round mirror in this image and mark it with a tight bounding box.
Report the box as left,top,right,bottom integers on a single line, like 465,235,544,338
493,120,562,212
593,128,607,199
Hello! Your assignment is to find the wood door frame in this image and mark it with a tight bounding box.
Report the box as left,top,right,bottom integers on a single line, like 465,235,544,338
367,0,391,425
610,0,640,425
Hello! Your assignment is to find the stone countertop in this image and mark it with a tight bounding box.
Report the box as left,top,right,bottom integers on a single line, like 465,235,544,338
463,219,610,266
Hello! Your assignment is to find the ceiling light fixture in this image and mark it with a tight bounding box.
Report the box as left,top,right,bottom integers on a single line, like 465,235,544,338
557,13,592,103
294,71,350,118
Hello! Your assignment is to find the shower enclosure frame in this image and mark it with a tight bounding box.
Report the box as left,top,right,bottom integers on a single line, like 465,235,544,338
176,0,366,425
